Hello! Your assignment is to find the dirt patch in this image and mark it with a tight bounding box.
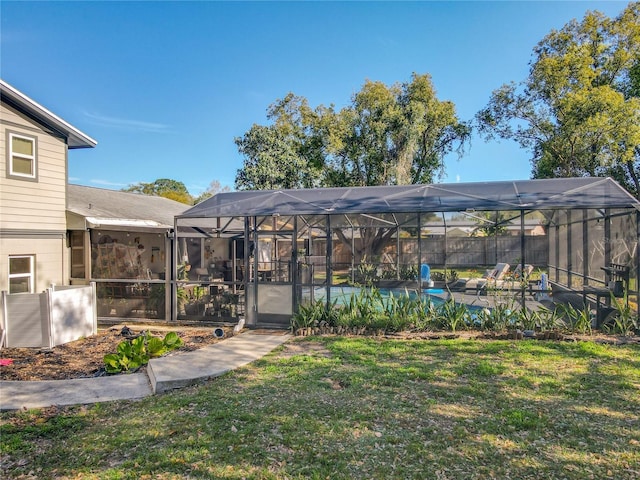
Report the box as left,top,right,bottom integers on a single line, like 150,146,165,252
0,325,233,381
277,341,333,359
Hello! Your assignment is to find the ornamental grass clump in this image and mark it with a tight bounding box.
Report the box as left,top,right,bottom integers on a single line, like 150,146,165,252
289,285,636,338
290,299,339,335
434,296,469,333
603,292,639,336
557,303,593,335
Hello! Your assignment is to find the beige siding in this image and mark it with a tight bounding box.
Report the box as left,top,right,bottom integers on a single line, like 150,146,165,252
66,212,87,230
1,102,68,232
0,237,69,292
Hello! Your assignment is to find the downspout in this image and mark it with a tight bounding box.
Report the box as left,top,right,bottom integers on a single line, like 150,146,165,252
61,229,66,287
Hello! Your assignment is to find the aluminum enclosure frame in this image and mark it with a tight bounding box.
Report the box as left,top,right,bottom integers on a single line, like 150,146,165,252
175,178,640,328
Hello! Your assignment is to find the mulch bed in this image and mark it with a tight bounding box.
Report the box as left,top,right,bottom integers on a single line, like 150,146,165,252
0,325,231,381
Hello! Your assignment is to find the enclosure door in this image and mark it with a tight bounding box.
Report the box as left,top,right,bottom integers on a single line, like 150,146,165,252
248,231,295,327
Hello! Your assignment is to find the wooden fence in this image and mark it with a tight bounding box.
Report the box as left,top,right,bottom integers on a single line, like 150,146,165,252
324,236,549,268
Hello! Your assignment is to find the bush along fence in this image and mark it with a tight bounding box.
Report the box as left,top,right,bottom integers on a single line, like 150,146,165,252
290,287,639,338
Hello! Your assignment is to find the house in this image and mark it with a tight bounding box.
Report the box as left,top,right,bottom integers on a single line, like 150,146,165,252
1,79,97,294
1,80,190,323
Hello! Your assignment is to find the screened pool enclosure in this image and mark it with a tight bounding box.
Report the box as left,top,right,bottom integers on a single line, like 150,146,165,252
175,177,639,328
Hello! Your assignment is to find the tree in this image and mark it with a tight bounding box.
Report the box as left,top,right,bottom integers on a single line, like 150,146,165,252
234,94,325,190
470,211,510,237
622,59,640,189
235,73,470,259
324,73,470,187
193,180,232,205
235,74,469,191
234,124,319,190
476,2,640,198
123,178,193,204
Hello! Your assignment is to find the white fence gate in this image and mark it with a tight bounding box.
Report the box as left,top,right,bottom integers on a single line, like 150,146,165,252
1,284,97,349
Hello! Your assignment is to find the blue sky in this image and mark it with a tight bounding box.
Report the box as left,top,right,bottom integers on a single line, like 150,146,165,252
1,1,631,196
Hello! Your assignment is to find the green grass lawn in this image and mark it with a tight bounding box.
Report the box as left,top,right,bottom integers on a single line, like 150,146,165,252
2,337,639,479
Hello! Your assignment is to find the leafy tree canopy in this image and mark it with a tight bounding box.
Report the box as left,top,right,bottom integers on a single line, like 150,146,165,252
234,123,321,190
123,178,193,204
234,73,470,190
234,74,470,260
124,178,232,205
476,2,640,198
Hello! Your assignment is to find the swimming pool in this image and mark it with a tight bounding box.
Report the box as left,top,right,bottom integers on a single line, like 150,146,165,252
301,285,488,314
302,286,444,306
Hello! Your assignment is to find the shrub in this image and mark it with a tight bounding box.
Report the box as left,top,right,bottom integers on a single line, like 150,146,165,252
602,293,638,336
290,300,338,332
557,303,593,335
400,265,418,281
103,331,183,374
435,297,469,333
354,257,380,286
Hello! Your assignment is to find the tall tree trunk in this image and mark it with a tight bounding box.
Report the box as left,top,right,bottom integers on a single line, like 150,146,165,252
333,226,397,264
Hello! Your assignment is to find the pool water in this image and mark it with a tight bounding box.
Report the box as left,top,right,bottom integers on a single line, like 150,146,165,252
302,286,485,313
303,286,446,306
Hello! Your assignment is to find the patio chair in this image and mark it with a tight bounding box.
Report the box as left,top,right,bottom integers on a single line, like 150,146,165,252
489,264,535,290
464,262,511,291
194,267,210,281
510,264,534,281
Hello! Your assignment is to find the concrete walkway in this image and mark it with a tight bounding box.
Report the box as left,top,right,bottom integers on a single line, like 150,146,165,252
0,330,290,411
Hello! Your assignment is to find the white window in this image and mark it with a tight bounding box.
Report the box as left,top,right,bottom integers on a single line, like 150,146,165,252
8,132,37,180
9,255,35,294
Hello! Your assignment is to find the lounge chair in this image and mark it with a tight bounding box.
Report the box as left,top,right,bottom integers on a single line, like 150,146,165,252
464,262,511,291
510,263,534,281
491,264,535,289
